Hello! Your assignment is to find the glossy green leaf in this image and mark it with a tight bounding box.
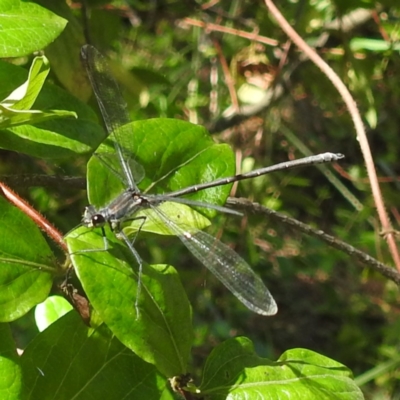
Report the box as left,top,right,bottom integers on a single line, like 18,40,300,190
0,105,75,130
0,60,105,158
159,387,176,400
200,337,364,399
87,118,235,222
0,197,56,321
1,56,49,111
0,56,76,129
124,201,210,237
66,226,193,377
2,120,101,159
20,311,165,399
0,0,67,57
35,296,73,332
0,324,22,399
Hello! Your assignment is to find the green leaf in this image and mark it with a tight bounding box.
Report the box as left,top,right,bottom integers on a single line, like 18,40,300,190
0,105,75,129
2,120,102,159
0,196,56,321
124,201,210,237
200,337,364,399
160,386,176,400
0,0,67,57
0,60,105,158
1,56,49,111
0,324,22,399
66,227,193,377
20,311,165,399
87,118,235,221
34,0,90,101
350,38,400,52
0,55,77,129
35,296,73,332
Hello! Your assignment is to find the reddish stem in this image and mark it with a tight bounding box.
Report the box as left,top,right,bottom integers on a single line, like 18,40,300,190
264,0,400,272
183,18,278,47
0,182,67,252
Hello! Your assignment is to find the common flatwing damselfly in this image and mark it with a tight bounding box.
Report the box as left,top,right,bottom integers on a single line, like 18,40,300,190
80,44,344,316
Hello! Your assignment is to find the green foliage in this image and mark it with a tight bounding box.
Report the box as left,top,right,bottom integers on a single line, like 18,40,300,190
68,227,193,377
0,56,76,128
200,338,363,399
0,0,399,399
0,196,55,321
20,312,165,399
0,324,22,399
86,118,234,219
0,0,66,57
0,57,104,158
34,296,73,332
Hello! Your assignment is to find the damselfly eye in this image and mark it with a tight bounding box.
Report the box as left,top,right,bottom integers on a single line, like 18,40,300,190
92,214,106,227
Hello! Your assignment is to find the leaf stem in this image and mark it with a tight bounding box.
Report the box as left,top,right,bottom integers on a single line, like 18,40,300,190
0,181,67,252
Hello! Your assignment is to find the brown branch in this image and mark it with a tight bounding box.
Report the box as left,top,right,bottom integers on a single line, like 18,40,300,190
227,197,400,285
263,0,400,272
181,18,279,47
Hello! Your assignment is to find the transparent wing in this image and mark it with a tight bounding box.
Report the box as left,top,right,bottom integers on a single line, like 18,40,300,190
81,45,143,190
144,204,277,316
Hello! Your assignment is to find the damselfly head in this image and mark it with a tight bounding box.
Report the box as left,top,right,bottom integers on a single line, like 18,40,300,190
83,205,106,228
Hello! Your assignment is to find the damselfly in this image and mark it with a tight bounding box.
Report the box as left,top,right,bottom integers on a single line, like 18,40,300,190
79,44,344,316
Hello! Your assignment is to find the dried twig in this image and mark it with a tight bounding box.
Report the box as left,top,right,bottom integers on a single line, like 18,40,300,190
228,197,400,285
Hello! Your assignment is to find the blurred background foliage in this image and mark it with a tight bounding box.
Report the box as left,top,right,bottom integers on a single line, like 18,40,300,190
4,0,400,398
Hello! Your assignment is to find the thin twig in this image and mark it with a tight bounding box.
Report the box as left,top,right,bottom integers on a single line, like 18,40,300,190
0,181,67,252
227,197,400,285
211,37,240,113
264,0,400,272
186,8,373,134
182,18,279,47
